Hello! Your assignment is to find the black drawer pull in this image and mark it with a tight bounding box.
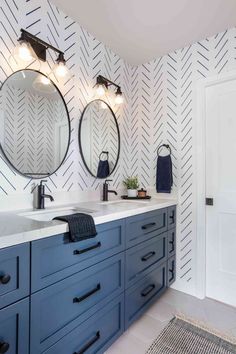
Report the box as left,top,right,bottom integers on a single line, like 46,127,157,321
0,274,11,285
169,240,174,244
73,242,101,255
141,222,156,230
73,283,101,303
0,342,10,353
141,251,156,261
169,213,175,221
74,331,100,354
141,284,155,297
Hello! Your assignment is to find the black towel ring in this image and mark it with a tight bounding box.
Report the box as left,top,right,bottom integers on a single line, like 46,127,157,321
157,144,171,156
99,151,109,160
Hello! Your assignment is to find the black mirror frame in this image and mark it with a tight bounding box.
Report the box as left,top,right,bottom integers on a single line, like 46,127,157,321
78,99,121,179
0,69,71,179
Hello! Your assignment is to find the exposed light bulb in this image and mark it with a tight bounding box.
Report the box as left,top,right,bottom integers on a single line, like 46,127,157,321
12,40,36,64
115,93,123,105
53,61,69,78
96,84,106,97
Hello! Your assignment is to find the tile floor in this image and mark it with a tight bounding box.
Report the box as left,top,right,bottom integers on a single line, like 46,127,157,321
105,288,236,354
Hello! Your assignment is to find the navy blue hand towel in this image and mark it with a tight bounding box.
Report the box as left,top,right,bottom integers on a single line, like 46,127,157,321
156,155,173,193
97,160,110,178
53,213,97,242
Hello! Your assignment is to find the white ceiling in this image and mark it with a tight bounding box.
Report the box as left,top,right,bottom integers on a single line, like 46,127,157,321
52,0,236,66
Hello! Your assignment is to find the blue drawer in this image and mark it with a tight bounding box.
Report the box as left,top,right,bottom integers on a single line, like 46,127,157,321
167,255,176,286
126,209,167,248
31,253,124,352
125,262,166,329
41,294,124,354
0,298,29,354
168,229,176,257
0,243,30,309
125,233,167,288
168,206,176,230
31,219,125,291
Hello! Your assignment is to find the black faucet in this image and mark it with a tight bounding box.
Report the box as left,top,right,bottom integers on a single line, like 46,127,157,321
102,179,118,201
37,180,54,209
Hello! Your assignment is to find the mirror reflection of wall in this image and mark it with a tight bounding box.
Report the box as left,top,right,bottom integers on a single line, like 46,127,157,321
79,100,120,178
0,70,70,178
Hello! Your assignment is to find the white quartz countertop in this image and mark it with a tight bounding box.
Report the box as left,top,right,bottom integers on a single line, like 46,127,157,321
0,197,177,249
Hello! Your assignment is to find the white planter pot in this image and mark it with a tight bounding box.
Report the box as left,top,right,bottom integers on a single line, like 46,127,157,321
127,189,137,198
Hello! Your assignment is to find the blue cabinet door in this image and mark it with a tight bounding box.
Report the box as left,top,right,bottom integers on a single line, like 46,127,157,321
125,233,167,288
0,298,29,354
0,243,30,309
126,209,167,248
41,295,124,354
31,253,124,353
31,219,125,291
125,262,166,329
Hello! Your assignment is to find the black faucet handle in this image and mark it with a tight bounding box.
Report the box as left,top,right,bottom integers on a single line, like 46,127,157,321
104,179,112,185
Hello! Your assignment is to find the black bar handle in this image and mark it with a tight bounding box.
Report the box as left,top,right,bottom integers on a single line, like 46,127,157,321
73,331,100,354
0,342,10,353
141,251,156,262
74,242,101,255
73,284,101,303
141,222,156,230
0,274,11,285
169,212,175,221
141,284,155,297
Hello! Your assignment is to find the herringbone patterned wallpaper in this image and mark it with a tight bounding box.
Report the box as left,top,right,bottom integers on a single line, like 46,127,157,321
0,0,236,293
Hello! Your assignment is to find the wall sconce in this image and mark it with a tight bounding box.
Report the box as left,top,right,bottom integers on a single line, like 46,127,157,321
95,75,124,105
12,29,69,79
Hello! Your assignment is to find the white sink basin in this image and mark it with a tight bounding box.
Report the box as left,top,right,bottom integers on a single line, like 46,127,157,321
19,206,96,222
98,200,149,207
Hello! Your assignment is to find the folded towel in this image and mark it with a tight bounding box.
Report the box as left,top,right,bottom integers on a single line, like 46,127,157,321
156,155,173,193
97,160,110,178
53,213,97,242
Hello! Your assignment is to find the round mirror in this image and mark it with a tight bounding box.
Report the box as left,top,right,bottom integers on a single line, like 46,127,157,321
79,100,120,178
0,69,70,179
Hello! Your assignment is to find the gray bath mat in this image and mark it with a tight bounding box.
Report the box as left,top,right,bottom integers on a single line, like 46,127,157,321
146,316,236,354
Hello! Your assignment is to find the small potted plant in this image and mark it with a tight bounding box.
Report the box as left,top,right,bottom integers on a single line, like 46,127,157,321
123,176,139,197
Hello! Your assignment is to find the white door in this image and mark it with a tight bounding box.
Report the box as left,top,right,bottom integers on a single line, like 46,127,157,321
206,78,236,307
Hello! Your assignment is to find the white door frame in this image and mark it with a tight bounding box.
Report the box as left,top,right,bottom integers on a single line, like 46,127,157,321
195,70,236,299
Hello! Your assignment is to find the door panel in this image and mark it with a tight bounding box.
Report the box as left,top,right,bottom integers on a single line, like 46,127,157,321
206,80,236,307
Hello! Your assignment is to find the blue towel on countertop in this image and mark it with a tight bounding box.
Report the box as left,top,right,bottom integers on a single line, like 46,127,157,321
156,155,173,193
97,160,110,178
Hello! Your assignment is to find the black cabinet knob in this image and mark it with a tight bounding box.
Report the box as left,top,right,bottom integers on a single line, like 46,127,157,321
0,274,11,285
0,342,10,353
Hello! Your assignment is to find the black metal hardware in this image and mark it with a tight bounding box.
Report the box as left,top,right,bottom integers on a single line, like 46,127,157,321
0,342,10,353
169,211,175,223
20,29,64,62
157,144,171,156
102,179,118,202
141,222,156,230
141,251,156,262
37,180,54,209
96,75,120,90
141,284,156,297
73,331,100,354
73,242,101,255
99,151,109,160
0,274,11,285
73,284,101,303
206,198,214,206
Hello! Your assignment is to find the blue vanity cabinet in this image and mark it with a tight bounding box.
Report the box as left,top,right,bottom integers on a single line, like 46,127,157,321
31,219,125,292
0,205,176,354
41,295,124,354
30,254,124,353
125,208,167,248
0,298,29,354
0,243,30,309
